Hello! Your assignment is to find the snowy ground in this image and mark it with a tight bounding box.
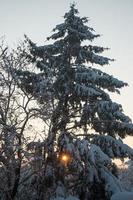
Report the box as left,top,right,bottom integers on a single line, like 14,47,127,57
111,192,133,200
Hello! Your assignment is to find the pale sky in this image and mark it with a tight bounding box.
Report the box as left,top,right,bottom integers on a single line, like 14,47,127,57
0,0,133,146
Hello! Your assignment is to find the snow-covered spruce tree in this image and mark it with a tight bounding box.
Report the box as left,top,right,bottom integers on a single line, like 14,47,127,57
14,4,133,200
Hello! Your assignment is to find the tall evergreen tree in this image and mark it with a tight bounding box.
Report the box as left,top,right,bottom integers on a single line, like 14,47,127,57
15,4,133,200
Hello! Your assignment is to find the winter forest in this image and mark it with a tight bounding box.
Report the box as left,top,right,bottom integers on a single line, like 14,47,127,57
0,2,133,200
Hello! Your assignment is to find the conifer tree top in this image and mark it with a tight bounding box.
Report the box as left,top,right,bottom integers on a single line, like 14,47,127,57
48,3,100,42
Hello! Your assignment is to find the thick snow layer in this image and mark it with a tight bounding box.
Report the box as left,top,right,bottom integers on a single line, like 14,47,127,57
111,192,133,200
52,196,79,200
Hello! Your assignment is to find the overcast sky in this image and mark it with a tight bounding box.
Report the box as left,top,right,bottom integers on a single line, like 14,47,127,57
0,0,133,145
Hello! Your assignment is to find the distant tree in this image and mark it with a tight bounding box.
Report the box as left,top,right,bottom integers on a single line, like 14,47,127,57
119,160,133,192
12,4,133,200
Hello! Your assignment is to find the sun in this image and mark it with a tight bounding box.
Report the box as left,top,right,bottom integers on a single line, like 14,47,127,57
59,152,72,166
62,154,69,162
